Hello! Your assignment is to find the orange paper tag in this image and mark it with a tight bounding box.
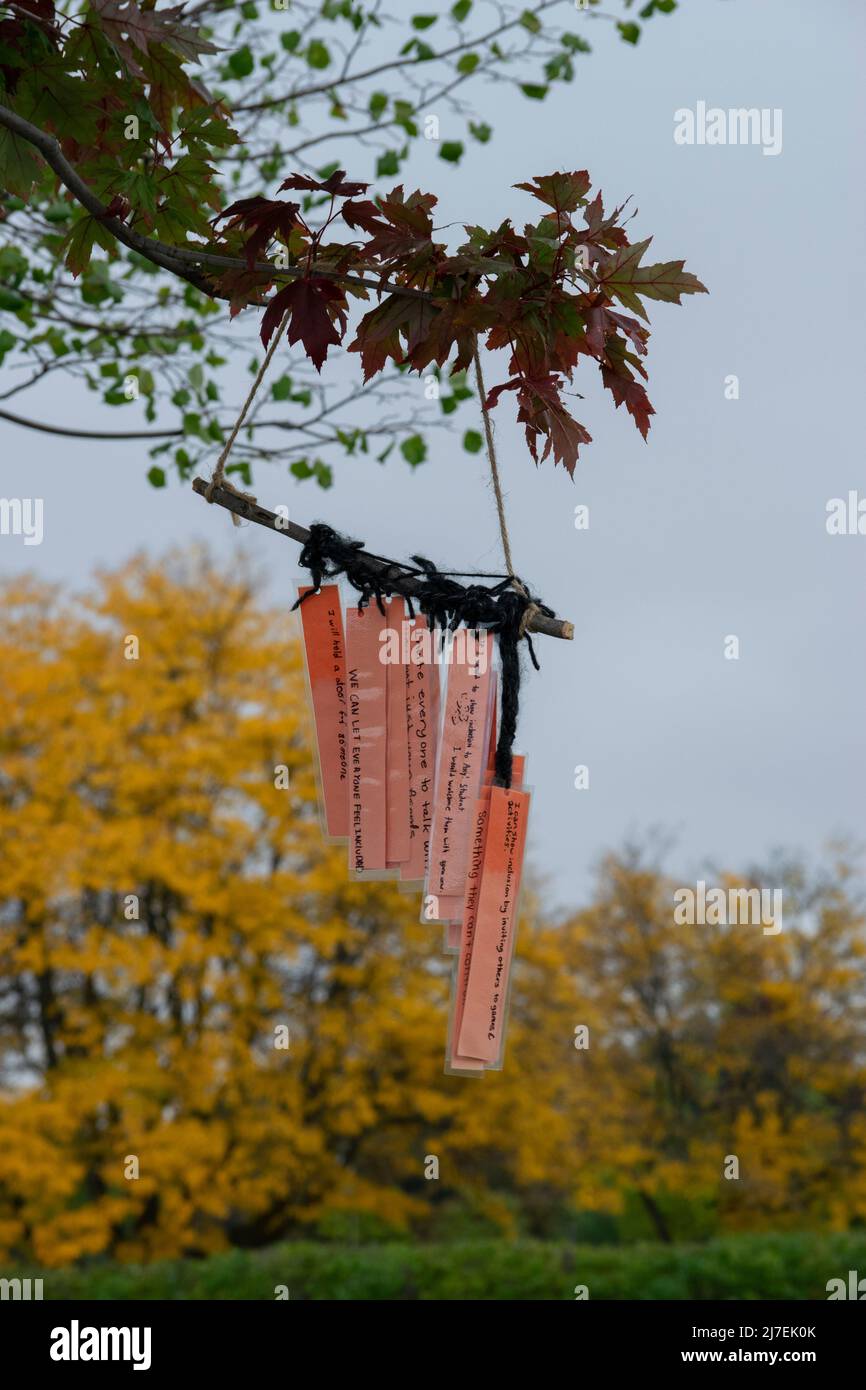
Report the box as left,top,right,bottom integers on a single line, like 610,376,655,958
448,758,525,1068
402,618,440,883
297,584,349,839
428,638,493,899
385,598,412,866
456,785,530,1064
345,604,389,874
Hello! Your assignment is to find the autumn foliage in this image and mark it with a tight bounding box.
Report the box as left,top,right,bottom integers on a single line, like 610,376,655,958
210,166,706,474
0,554,864,1267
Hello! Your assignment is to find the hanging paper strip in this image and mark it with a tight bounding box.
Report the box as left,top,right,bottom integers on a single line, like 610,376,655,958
385,597,412,868
402,616,440,884
447,756,526,1071
296,583,349,839
295,586,532,1072
454,781,531,1069
345,604,389,876
442,684,499,948
426,633,494,919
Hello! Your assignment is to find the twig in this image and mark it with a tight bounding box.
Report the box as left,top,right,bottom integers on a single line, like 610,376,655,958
191,477,574,641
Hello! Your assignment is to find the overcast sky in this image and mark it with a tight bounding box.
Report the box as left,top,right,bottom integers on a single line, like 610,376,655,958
1,0,863,910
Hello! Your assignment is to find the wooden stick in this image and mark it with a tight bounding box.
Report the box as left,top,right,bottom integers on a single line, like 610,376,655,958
192,477,574,642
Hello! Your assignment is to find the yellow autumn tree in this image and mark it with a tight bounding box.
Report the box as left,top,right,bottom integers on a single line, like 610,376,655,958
1,550,865,1266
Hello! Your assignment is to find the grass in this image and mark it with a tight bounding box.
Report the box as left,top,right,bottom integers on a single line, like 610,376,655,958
5,1231,866,1300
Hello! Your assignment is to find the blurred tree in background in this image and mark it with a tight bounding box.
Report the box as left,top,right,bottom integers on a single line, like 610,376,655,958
0,552,864,1267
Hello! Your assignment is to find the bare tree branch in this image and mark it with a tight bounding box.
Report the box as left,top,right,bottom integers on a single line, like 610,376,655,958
0,406,183,439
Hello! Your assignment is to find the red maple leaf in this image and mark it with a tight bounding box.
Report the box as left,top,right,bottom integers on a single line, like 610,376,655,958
487,373,591,477
215,267,274,318
279,169,368,199
260,276,347,371
600,366,655,439
212,196,301,270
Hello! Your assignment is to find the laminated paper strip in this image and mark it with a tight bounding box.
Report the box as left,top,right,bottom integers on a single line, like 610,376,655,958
296,584,349,839
385,597,411,867
456,785,531,1064
449,758,525,1068
402,619,440,883
345,605,389,874
439,683,500,945
427,636,493,900
442,750,522,949
441,685,500,944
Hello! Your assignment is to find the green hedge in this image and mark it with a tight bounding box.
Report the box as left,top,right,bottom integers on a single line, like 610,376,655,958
6,1232,866,1300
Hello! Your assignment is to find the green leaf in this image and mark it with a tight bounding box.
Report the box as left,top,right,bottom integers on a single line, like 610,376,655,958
290,459,314,479
411,14,438,28
369,91,388,119
43,201,73,225
463,429,483,454
400,37,435,60
147,466,167,488
64,217,98,278
314,460,333,489
227,462,252,487
439,141,464,163
376,150,400,177
451,0,472,19
519,10,541,34
228,46,255,78
640,0,677,14
456,52,479,74
0,128,41,197
280,31,302,52
271,375,293,401
598,237,708,319
0,329,17,364
520,83,548,100
400,434,426,466
307,40,331,69
617,21,641,44
469,121,492,143
562,33,591,54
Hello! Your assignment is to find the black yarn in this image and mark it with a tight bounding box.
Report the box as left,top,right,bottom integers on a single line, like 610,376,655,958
292,522,553,789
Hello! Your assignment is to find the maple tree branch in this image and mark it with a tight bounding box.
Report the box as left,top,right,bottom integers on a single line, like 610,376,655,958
235,0,570,114
191,477,574,641
0,103,431,305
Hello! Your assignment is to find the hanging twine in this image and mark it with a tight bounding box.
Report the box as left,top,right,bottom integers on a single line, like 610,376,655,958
208,320,549,786
471,342,542,637
204,308,292,519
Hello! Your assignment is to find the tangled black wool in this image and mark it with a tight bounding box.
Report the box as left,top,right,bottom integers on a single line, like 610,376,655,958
291,522,553,789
